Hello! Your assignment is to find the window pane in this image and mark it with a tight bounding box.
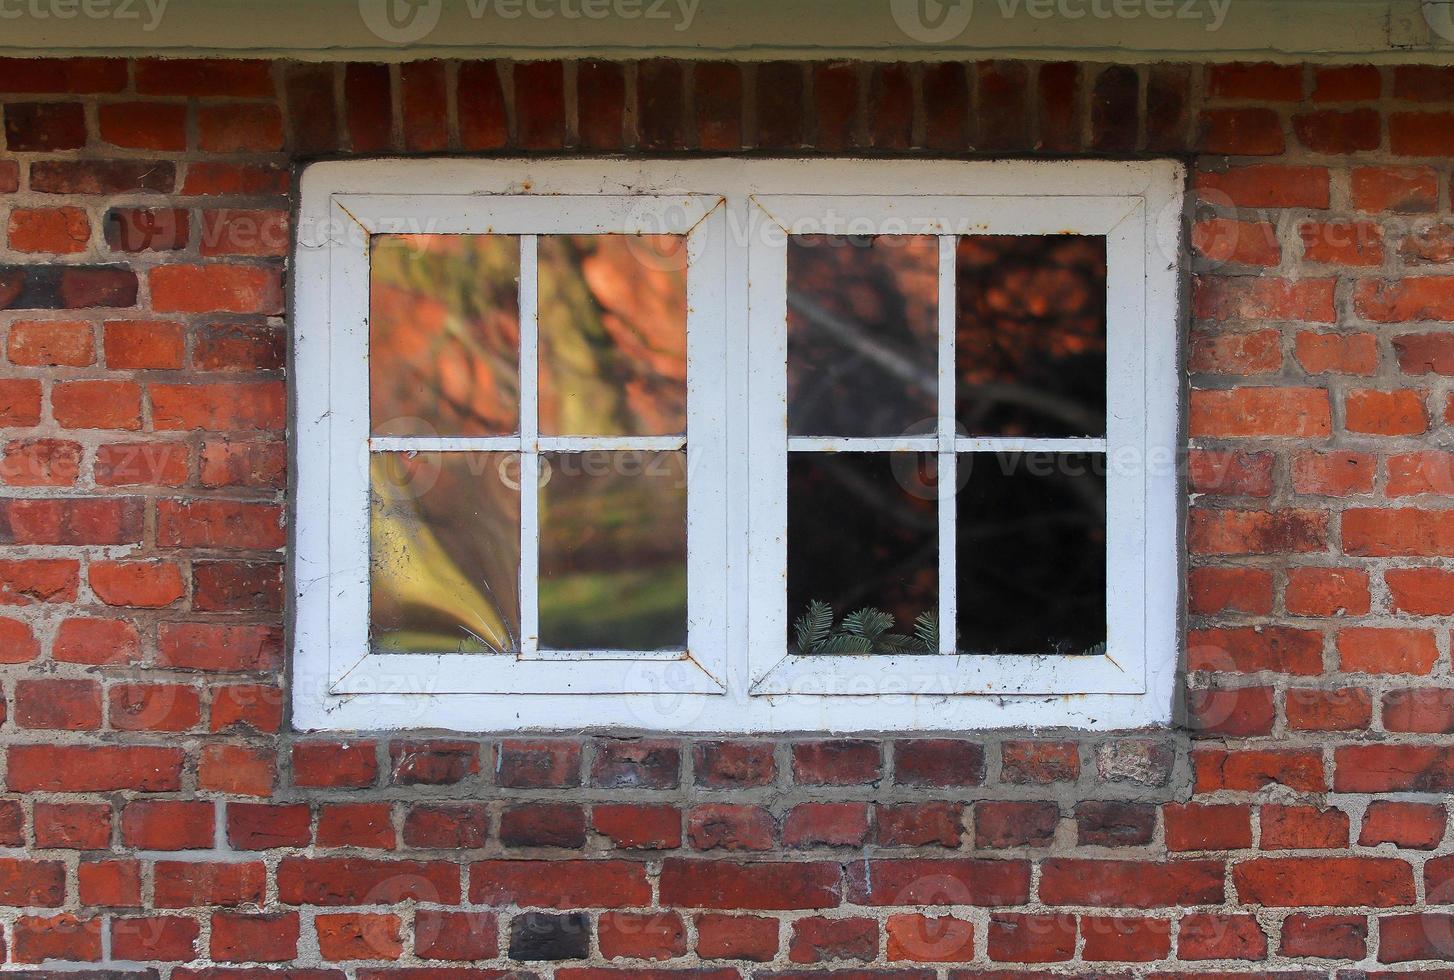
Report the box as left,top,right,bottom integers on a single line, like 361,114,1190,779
370,452,521,655
370,234,521,437
539,450,687,650
537,235,688,437
955,235,1106,437
788,452,938,653
787,235,938,438
956,452,1106,655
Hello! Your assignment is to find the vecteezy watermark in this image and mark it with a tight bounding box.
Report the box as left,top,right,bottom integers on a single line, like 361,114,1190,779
1425,0,1454,41
890,0,1231,43
0,0,168,30
359,0,699,44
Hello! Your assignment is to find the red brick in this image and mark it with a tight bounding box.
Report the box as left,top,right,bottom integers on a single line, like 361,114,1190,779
514,61,565,150
316,912,402,961
1338,626,1439,674
1358,277,1454,322
110,682,200,732
578,60,625,150
876,802,962,848
1199,107,1285,153
1001,741,1080,783
600,910,687,961
791,739,880,785
846,858,1029,906
1313,65,1379,101
499,802,585,848
1234,857,1414,907
887,912,976,962
1402,225,1454,264
1091,65,1138,152
639,59,687,151
1164,803,1253,852
1187,685,1276,737
1286,686,1372,731
1280,913,1367,959
157,499,285,549
1293,108,1381,153
1337,743,1454,790
986,912,1075,964
757,61,807,149
9,743,182,792
1187,450,1274,497
200,208,288,257
1347,388,1428,435
31,159,174,195
211,911,299,963
180,745,260,798
293,741,378,788
281,857,461,906
52,615,137,662
1187,626,1323,674
1193,748,1325,793
471,859,650,908
1188,566,1273,615
1386,567,1454,614
1191,219,1280,266
590,738,680,789
153,860,265,908
122,800,214,850
0,857,66,906
95,440,190,486
198,104,284,152
135,58,272,96
150,264,282,314
1039,859,1224,908
33,802,109,849
0,615,37,662
1179,913,1267,960
1376,912,1454,963
1345,507,1454,556
696,913,779,961
1353,165,1440,212
99,101,188,150
0,496,143,545
789,915,877,963
694,740,776,788
893,739,984,787
1260,804,1350,849
402,803,488,849
1292,450,1376,496
1395,332,1454,374
783,802,870,848
2,437,82,486
79,860,141,907
0,57,126,93
318,802,395,849
1189,509,1328,555
457,60,507,150
193,322,284,371
0,378,42,426
194,560,283,612
975,801,1059,849
211,683,284,733
111,914,200,961
4,101,86,150
104,207,189,253
1208,62,1302,100
401,61,447,151
1361,801,1447,849
1075,801,1156,847
414,909,498,961
593,803,682,850
1286,567,1371,616
159,622,281,672
228,802,311,849
662,859,841,910
284,63,338,153
199,439,286,488
1197,165,1330,208
89,559,185,608
13,913,102,963
53,379,141,430
1081,915,1172,961
1392,111,1454,154
696,62,744,151
1190,387,1332,437
1294,331,1378,375
182,162,288,196
8,207,90,254
344,62,392,152
390,738,481,785
689,804,773,852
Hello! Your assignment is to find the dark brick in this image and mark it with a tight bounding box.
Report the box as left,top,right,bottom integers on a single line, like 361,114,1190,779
5,103,87,151
0,266,138,310
756,61,805,149
509,911,590,961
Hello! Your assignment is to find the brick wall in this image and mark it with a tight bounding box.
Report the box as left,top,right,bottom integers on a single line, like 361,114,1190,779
1,54,1453,975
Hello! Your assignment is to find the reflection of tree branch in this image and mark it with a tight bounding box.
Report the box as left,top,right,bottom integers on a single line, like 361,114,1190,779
813,456,936,533
788,291,934,390
957,383,1104,435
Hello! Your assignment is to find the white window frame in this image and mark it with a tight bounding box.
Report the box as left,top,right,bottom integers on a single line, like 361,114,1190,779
293,158,1183,733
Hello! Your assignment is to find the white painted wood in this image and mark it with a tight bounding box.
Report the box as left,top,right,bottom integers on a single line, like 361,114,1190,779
518,234,541,660
936,234,957,656
293,158,1184,733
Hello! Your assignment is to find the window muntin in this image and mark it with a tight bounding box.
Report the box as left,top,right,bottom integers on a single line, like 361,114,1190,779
294,160,1181,732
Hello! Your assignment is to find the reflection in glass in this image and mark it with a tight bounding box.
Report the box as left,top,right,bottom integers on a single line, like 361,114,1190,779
539,451,687,650
956,452,1106,654
538,235,688,437
787,452,938,647
370,452,520,655
956,235,1107,436
787,235,939,438
370,235,521,436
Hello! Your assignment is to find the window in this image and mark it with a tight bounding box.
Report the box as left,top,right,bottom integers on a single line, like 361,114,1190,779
294,159,1182,732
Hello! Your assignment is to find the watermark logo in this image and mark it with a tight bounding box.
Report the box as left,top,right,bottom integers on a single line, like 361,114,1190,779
890,0,975,43
359,0,443,43
1425,0,1454,41
360,0,700,43
0,0,170,31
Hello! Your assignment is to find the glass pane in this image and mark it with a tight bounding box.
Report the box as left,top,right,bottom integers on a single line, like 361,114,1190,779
956,452,1106,655
539,450,687,650
537,235,687,437
370,452,520,655
370,234,521,437
787,235,939,438
787,452,938,654
955,235,1107,437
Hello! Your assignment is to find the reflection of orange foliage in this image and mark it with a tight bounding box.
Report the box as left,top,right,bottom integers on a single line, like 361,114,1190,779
787,235,938,437
956,236,1106,436
370,235,521,437
538,235,687,436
